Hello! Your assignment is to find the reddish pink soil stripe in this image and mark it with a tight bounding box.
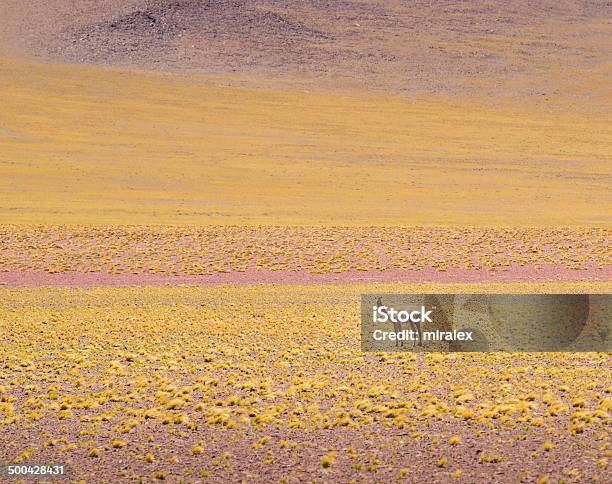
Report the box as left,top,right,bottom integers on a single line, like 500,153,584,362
0,265,609,288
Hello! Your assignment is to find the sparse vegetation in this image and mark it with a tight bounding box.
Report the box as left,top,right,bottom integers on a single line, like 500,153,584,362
0,283,609,481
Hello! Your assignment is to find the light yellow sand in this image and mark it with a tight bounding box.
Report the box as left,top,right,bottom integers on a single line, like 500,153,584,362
1,57,610,226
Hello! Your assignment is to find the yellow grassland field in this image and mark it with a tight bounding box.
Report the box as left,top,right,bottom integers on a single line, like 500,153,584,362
0,57,610,227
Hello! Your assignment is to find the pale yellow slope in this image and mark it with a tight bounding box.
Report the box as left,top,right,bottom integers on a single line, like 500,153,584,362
0,58,610,226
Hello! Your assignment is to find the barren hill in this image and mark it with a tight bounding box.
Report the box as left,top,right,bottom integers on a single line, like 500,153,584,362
1,0,611,95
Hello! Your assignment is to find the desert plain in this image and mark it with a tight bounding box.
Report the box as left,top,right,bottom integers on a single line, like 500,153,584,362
0,1,610,482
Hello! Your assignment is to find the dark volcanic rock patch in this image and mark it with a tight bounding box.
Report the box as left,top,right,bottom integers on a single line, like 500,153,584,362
50,0,335,71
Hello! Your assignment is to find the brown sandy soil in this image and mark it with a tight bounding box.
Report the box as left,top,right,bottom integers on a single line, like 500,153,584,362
0,265,610,288
1,1,611,99
4,422,609,483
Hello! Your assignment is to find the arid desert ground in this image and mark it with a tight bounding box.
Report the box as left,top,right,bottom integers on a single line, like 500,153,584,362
0,1,610,482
